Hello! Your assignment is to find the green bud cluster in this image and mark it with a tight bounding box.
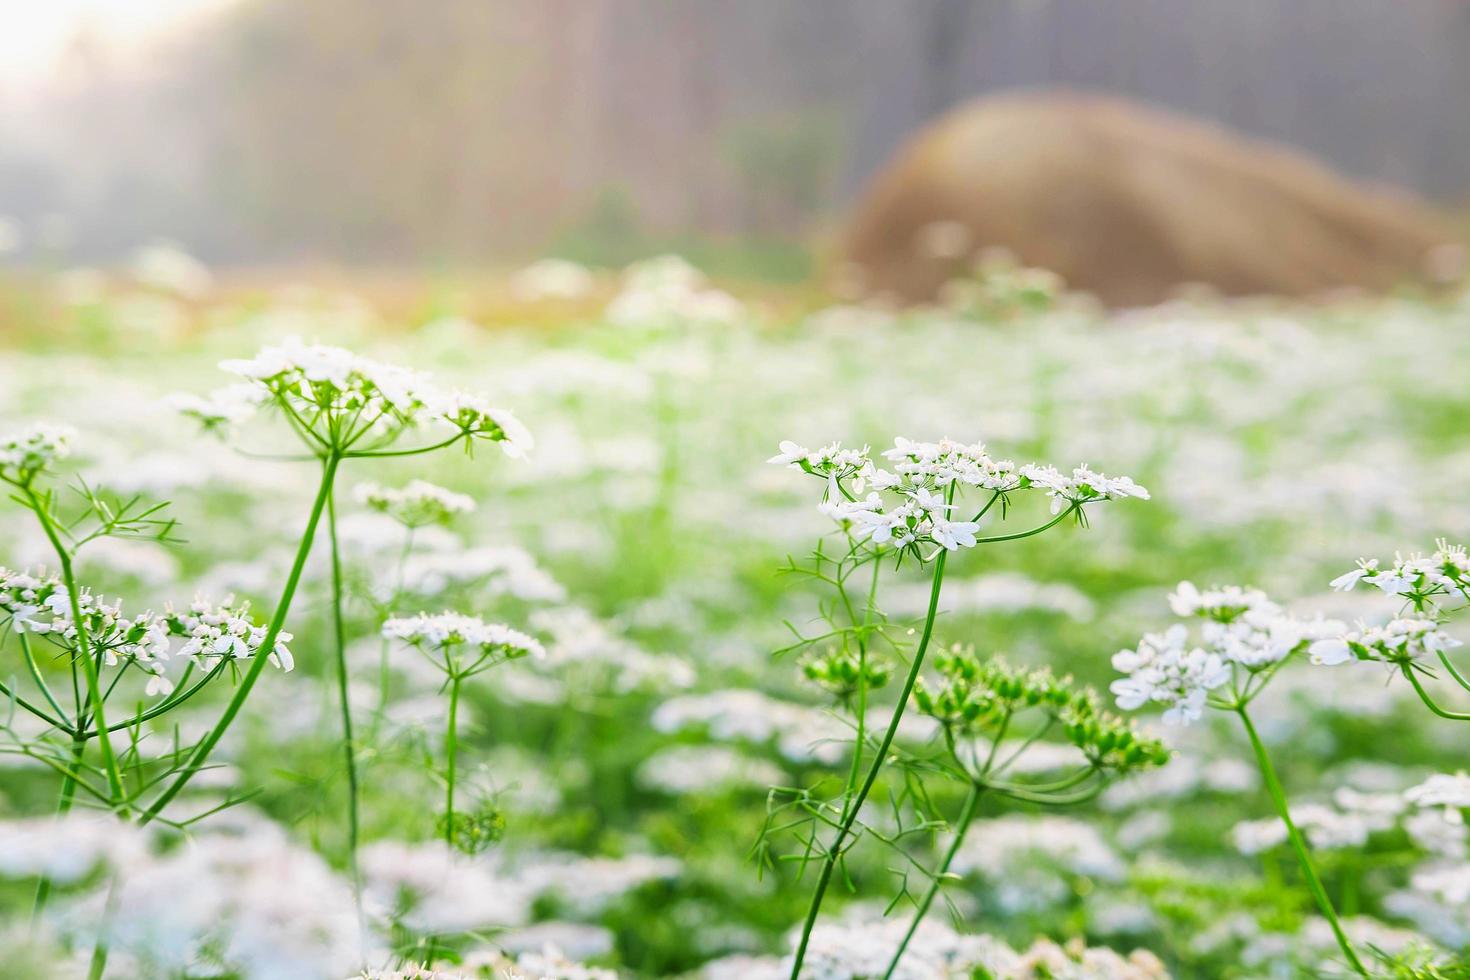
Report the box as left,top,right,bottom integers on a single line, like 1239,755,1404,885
912,647,1070,729
1060,693,1171,772
914,646,1168,775
439,800,506,855
802,647,891,702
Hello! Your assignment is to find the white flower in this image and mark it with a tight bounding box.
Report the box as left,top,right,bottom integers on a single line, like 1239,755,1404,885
1110,624,1231,725
1330,563,1376,592
383,612,545,661
1407,773,1470,810
1329,542,1470,609
1232,805,1372,855
167,595,294,672
931,516,981,551
355,480,475,527
769,440,871,479
192,338,532,458
1311,618,1460,667
0,422,75,485
510,258,594,301
433,392,534,457
1201,610,1341,669
767,440,809,466
166,385,263,431
1168,581,1275,622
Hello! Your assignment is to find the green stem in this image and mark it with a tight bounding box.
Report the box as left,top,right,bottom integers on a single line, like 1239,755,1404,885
788,549,948,980
882,781,982,980
837,553,880,821
1437,650,1470,694
326,486,362,898
30,735,85,927
26,487,124,803
137,452,341,827
86,869,122,980
1403,664,1470,720
81,664,226,737
377,527,416,727
18,633,68,723
1236,705,1367,977
444,672,462,848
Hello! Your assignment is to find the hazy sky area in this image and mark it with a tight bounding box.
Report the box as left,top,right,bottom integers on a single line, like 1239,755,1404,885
0,0,232,88
2,0,1467,271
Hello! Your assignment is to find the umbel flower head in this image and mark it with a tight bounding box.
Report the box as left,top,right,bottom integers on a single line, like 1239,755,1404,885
1309,618,1460,668
1112,582,1342,724
0,569,293,697
0,422,75,487
1330,539,1470,613
382,611,544,674
163,595,296,673
175,338,533,458
355,480,475,528
1,566,173,693
771,436,1147,561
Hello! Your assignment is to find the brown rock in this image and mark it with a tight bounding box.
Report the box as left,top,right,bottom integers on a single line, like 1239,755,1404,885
837,91,1460,307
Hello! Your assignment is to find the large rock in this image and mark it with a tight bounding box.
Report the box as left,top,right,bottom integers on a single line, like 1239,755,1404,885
837,92,1460,307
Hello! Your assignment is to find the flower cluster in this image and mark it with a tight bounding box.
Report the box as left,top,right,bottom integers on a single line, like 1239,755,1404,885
916,649,1169,772
166,386,263,431
1111,625,1231,724
772,437,1147,559
0,573,287,695
178,339,533,456
0,566,173,692
1406,772,1470,813
1331,540,1470,612
1309,618,1460,668
722,915,1169,980
164,595,296,673
1232,803,1376,854
383,612,545,662
1113,583,1344,724
355,480,475,528
819,487,980,551
0,422,75,486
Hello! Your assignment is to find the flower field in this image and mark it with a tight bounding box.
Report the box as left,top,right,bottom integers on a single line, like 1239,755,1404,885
3,255,1470,978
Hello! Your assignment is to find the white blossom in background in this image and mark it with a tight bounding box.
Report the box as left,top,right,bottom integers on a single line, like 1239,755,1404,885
606,255,745,329
635,745,785,795
697,916,1167,980
1231,804,1375,855
396,545,566,603
355,480,475,528
510,258,596,301
0,422,75,485
952,815,1125,882
382,612,544,661
60,813,363,978
1406,772,1470,811
0,814,149,884
132,241,214,299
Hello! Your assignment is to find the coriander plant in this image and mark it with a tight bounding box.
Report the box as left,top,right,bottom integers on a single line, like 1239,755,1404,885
1111,582,1371,976
765,436,1149,979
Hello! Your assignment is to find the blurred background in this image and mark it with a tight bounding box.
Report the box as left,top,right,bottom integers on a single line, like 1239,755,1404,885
3,0,1469,289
